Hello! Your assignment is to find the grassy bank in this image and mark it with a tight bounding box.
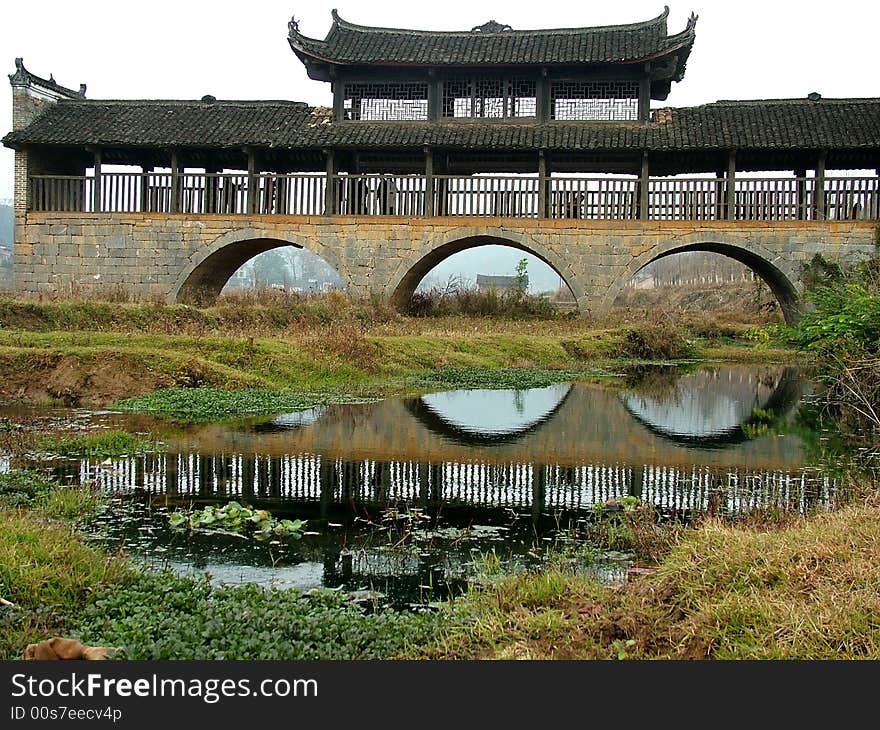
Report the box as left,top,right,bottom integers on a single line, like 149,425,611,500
0,297,796,411
413,496,880,660
0,471,439,660
5,468,879,660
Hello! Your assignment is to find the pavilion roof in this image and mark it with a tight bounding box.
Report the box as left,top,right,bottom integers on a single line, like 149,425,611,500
5,97,880,156
287,8,697,70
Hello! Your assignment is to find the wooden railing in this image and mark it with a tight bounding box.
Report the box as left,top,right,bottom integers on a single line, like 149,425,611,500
550,177,639,219
435,175,539,217
29,172,880,222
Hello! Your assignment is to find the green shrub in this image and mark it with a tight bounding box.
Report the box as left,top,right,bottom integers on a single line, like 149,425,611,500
793,284,880,355
612,324,694,360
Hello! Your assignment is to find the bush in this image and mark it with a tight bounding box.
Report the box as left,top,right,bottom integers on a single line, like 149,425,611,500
402,284,560,319
612,324,694,360
792,283,880,355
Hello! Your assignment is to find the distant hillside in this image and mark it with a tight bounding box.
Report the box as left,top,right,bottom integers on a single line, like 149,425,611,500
0,203,12,287
0,203,11,249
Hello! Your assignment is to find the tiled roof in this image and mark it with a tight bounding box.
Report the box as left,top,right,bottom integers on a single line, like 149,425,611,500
288,8,696,67
4,97,880,153
9,58,86,99
2,99,315,149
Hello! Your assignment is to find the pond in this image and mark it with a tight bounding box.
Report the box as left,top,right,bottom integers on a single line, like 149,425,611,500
5,364,845,609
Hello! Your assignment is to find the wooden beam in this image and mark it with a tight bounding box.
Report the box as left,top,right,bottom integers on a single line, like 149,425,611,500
726,150,737,221
638,72,651,122
324,149,337,215
332,80,345,121
139,163,153,213
424,146,434,217
538,150,548,219
170,149,180,213
639,151,650,220
245,147,257,215
537,68,550,122
92,148,102,213
815,151,827,220
427,69,440,121
795,168,806,220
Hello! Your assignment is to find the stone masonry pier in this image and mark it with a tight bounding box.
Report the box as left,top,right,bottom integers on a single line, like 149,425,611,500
14,212,877,323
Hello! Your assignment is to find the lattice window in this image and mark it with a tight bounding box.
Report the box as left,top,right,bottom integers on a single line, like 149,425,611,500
442,77,537,119
550,81,639,121
343,82,429,121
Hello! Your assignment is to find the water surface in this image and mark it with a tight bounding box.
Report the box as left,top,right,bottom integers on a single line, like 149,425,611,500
5,364,840,607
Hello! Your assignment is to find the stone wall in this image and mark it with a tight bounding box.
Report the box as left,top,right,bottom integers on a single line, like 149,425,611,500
14,211,878,321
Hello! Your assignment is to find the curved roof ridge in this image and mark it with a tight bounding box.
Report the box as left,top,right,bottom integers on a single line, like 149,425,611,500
58,98,311,107
707,97,880,106
327,6,671,37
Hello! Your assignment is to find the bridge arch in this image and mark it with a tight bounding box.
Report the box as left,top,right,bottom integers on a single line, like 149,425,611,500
600,237,803,324
387,227,585,311
170,227,350,303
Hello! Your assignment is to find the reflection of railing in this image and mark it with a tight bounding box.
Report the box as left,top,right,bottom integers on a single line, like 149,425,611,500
72,452,838,517
30,172,880,221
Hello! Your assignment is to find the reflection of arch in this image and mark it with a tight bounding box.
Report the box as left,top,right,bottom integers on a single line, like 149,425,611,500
621,367,802,448
170,227,349,303
601,238,802,324
405,384,573,446
387,227,583,310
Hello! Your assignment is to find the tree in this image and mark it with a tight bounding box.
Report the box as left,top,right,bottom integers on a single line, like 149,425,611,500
514,258,529,298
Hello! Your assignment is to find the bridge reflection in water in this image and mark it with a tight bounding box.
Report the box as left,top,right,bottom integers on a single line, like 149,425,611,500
74,366,836,520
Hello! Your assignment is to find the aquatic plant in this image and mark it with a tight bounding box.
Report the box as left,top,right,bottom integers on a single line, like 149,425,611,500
112,387,368,423
34,429,160,459
75,571,439,660
169,501,306,540
0,469,55,507
415,367,585,391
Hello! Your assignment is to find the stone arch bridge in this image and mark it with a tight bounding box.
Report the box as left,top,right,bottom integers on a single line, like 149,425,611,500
16,211,876,323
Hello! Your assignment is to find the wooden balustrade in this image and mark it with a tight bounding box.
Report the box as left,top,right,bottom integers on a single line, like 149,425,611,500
435,175,539,217
27,172,880,222
550,177,638,219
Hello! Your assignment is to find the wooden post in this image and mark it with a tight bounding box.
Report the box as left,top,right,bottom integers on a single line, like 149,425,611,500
204,164,219,215
424,147,434,217
427,69,439,121
92,148,102,213
537,68,550,122
332,79,345,122
169,149,180,213
875,168,880,220
139,164,152,213
638,73,651,122
639,151,650,220
726,150,737,221
795,168,806,220
245,147,257,215
815,151,827,220
324,149,336,216
538,150,548,219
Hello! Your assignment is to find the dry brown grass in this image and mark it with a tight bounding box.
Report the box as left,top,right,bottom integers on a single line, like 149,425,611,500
415,491,880,660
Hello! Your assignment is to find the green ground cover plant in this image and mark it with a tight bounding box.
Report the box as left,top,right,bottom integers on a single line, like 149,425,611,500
112,387,370,423
76,572,439,660
34,429,160,458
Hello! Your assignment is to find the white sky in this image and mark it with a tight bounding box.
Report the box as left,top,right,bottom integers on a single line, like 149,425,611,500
2,0,878,201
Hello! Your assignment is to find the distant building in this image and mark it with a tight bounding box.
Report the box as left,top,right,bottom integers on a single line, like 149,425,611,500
476,274,527,291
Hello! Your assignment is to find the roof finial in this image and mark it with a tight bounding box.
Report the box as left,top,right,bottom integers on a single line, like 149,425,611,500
471,20,512,33
288,15,300,35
